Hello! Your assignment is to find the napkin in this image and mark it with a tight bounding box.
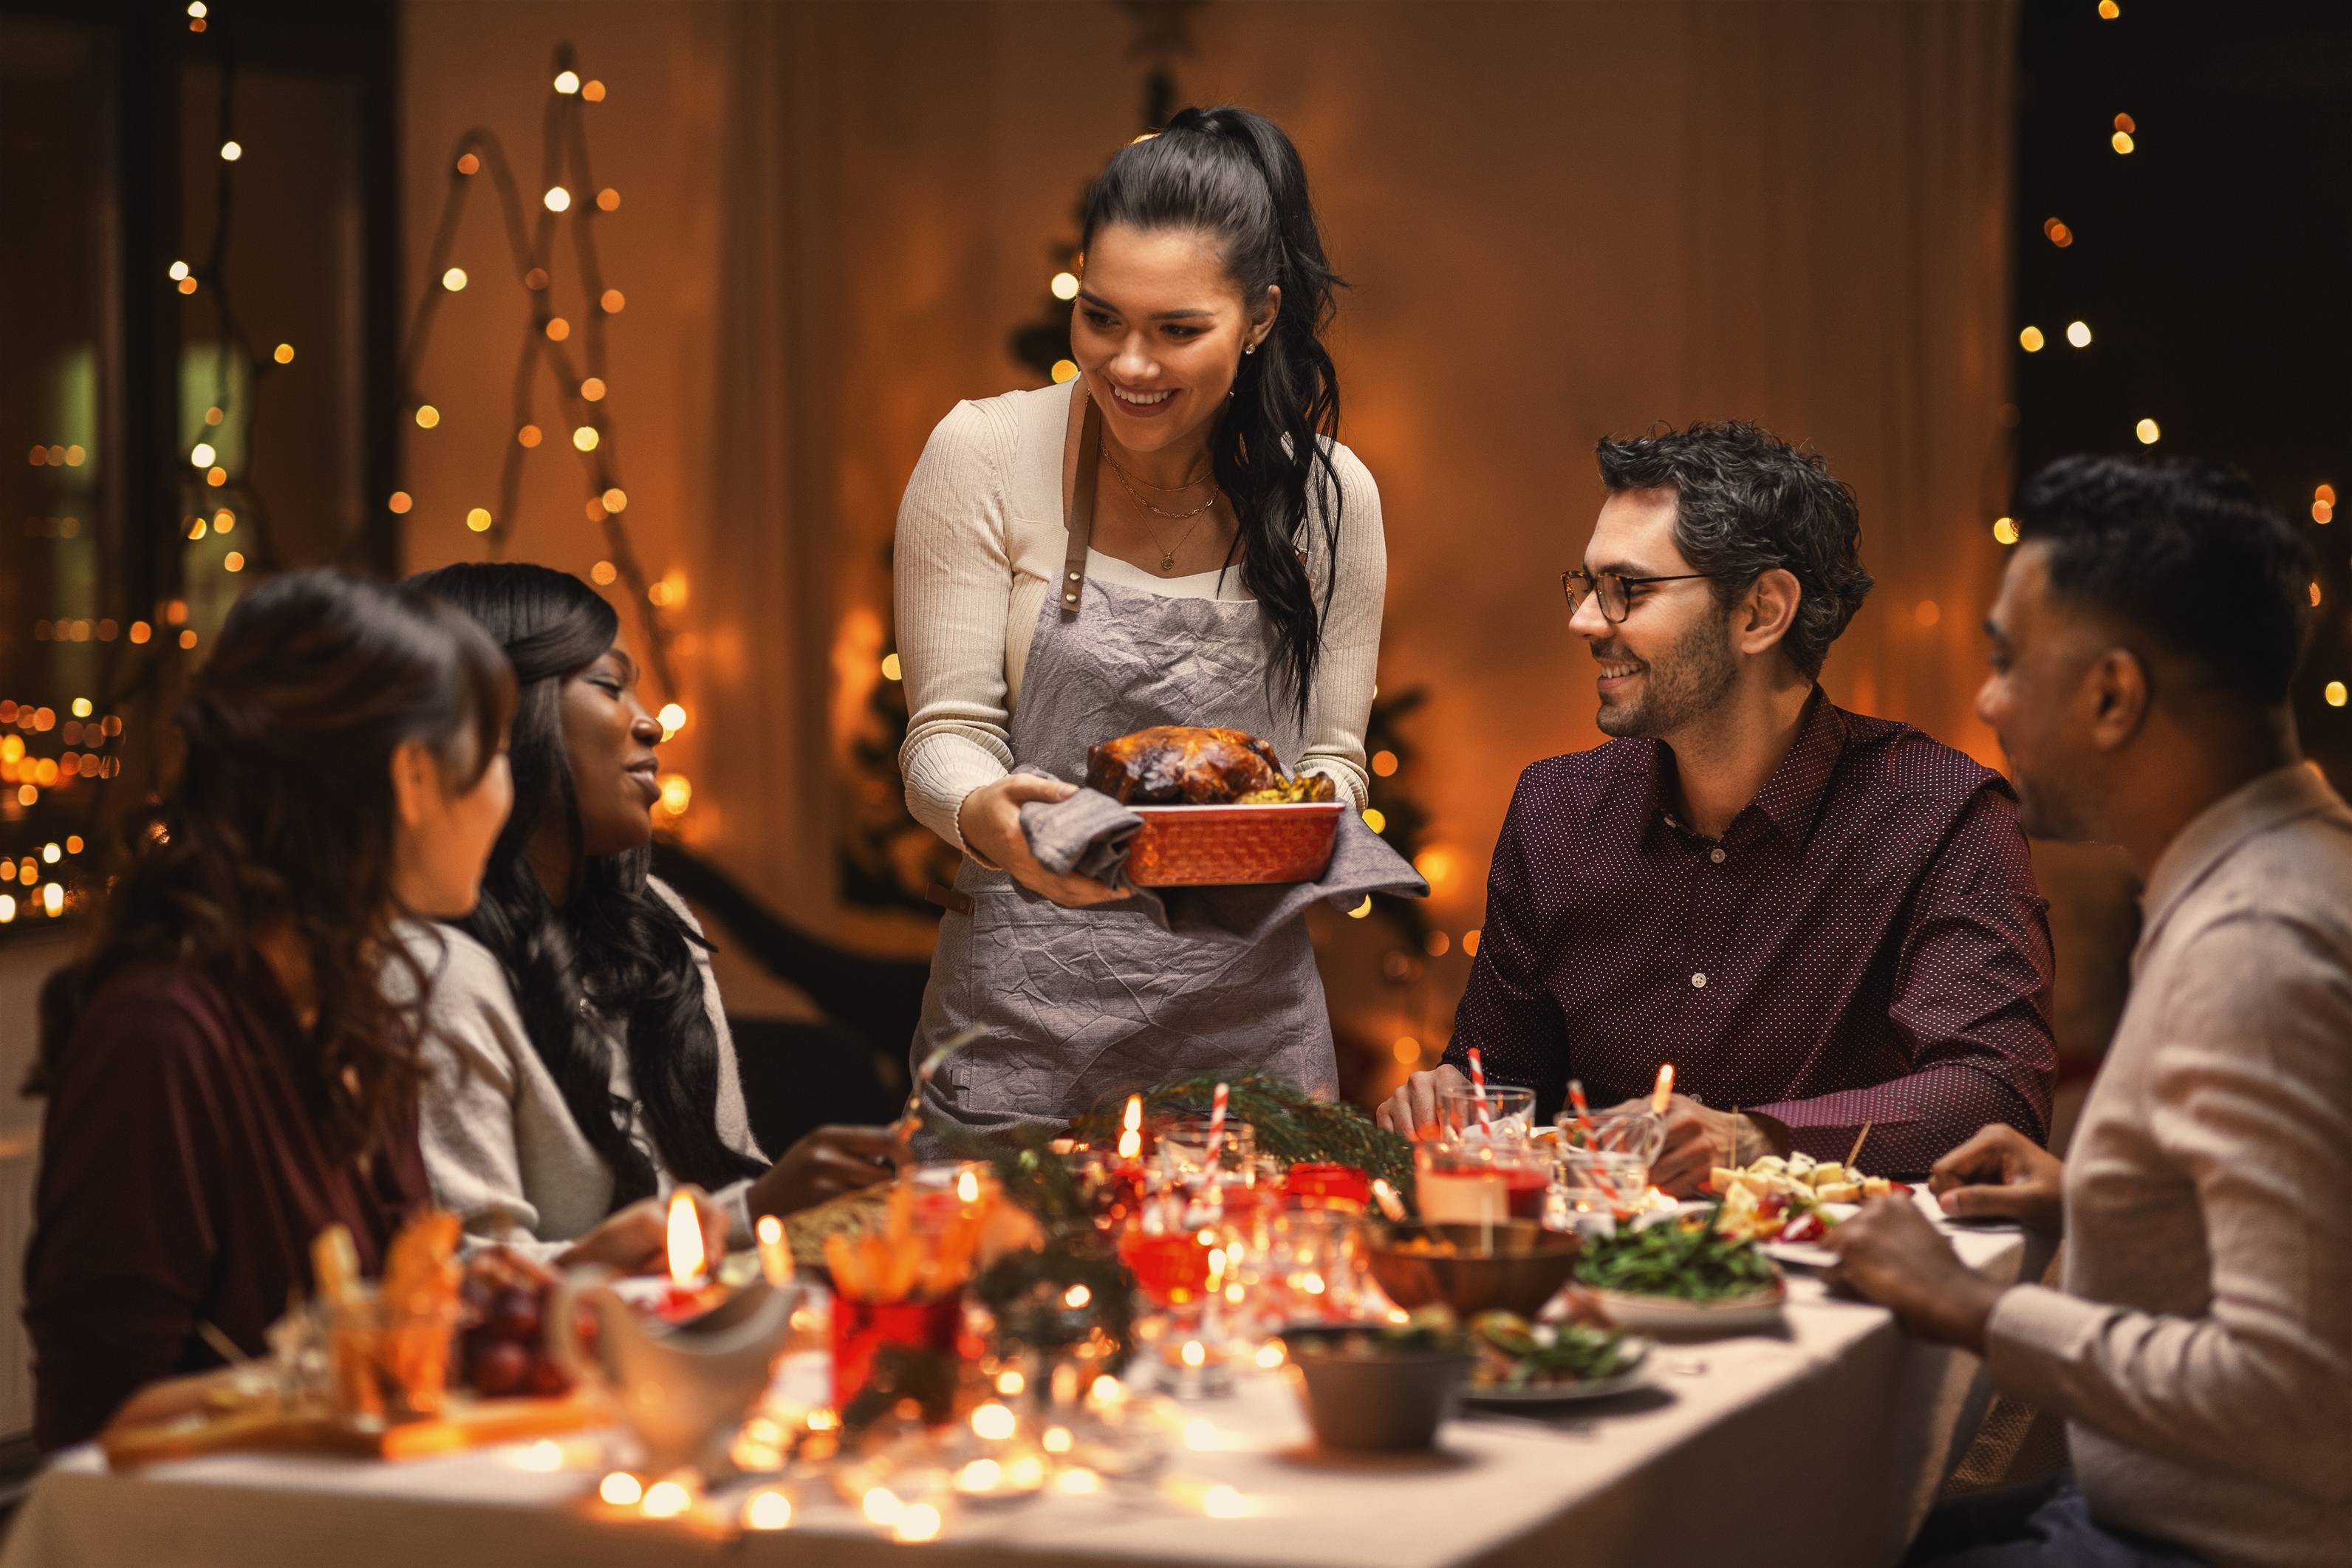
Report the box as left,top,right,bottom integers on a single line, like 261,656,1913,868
1018,785,1429,942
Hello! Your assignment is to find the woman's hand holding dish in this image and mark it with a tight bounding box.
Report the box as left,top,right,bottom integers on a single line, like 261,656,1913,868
957,774,1129,908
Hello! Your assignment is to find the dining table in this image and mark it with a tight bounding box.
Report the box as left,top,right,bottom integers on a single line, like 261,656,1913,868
0,1193,2045,1568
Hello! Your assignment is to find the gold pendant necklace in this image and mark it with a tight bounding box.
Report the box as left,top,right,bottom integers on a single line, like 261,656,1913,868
1104,450,1219,522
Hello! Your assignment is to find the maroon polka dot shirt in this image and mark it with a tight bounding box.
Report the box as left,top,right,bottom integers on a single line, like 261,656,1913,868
1443,688,2057,1175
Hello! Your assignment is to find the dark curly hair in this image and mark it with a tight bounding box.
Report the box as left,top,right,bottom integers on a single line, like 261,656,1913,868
31,570,515,1157
1083,105,1347,718
1595,421,1874,679
2014,453,2314,705
409,563,762,1203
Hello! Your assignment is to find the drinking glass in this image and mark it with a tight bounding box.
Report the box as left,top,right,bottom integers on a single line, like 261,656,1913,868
1154,1117,1257,1185
1437,1083,1537,1141
1259,1207,1369,1324
1565,1103,1666,1165
1558,1145,1651,1222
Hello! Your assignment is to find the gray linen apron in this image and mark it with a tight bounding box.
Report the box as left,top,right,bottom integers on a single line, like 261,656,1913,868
909,390,1338,1147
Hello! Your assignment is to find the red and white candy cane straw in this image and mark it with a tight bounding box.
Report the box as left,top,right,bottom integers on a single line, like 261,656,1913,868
1465,1047,1493,1134
1567,1078,1599,1142
1200,1081,1230,1196
1566,1078,1618,1205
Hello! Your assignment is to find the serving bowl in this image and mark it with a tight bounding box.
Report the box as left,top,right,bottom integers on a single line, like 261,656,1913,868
1276,1326,1472,1453
1363,1220,1583,1319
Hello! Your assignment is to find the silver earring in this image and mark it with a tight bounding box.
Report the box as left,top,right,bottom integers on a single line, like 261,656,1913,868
1244,343,1257,355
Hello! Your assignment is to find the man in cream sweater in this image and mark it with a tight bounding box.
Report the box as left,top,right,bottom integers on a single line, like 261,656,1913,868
1828,454,2351,1568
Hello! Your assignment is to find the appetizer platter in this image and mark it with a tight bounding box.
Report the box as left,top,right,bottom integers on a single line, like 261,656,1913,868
1464,1312,1652,1405
1705,1149,1911,1253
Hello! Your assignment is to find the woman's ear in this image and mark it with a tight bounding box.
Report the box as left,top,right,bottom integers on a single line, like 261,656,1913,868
388,738,439,832
1735,567,1803,658
1251,284,1282,348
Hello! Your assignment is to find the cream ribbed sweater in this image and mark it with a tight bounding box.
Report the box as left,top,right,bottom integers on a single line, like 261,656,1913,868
894,381,1386,851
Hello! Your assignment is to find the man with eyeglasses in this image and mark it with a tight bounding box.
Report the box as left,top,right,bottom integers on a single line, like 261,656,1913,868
1380,421,2057,1194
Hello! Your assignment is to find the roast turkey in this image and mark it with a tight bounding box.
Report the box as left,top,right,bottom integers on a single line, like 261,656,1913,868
1085,725,1337,805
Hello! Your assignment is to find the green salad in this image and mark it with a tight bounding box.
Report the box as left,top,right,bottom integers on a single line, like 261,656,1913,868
1469,1312,1637,1389
1573,1213,1780,1301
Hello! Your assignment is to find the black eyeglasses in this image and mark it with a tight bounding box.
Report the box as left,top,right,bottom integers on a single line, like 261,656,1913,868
1561,568,1717,623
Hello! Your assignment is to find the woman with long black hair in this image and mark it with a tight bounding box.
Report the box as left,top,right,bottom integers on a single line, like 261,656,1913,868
896,106,1386,1140
403,564,894,1268
26,570,516,1450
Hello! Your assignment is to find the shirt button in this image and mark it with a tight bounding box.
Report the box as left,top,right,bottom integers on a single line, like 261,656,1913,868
1691,972,1708,988
1709,848,1726,864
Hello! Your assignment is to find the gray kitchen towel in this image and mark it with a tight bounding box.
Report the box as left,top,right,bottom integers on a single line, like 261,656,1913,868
1018,786,1429,943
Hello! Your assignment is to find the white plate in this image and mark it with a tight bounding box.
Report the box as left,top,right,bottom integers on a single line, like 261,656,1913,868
1760,1202,1860,1269
1463,1339,1655,1405
1589,1281,1786,1335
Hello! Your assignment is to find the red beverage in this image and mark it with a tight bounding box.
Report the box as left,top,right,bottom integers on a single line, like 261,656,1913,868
1498,1166,1548,1221
1283,1163,1370,1210
1417,1156,1551,1225
1212,1177,1265,1224
1118,1229,1212,1307
830,1295,963,1414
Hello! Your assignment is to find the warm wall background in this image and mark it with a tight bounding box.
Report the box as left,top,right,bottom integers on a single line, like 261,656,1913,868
397,1,2021,1045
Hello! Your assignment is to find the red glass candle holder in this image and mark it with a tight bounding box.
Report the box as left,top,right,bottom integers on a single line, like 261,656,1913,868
830,1295,965,1416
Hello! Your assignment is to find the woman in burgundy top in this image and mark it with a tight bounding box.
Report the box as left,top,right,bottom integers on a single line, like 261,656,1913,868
24,570,515,1451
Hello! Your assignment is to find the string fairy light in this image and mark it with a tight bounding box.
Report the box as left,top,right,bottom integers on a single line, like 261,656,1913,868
2011,16,2339,725
6,0,317,911
394,43,683,709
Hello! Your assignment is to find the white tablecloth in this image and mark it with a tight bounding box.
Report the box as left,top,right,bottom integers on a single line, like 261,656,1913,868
1,1199,2038,1568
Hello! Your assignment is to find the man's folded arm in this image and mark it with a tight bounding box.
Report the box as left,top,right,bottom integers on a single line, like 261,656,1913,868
1751,784,2057,1171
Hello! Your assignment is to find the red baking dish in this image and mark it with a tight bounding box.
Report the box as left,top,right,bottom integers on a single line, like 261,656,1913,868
1125,801,1347,887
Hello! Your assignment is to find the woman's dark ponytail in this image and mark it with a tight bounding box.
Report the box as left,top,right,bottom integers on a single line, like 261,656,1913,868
1082,106,1346,720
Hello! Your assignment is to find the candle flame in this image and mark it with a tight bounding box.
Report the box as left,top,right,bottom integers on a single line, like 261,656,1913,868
755,1212,794,1287
956,1168,980,1204
1370,1178,1406,1221
666,1191,705,1286
1118,1094,1143,1160
1652,1062,1675,1117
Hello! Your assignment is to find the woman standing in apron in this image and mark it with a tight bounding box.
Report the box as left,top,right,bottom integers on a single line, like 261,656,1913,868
895,106,1386,1146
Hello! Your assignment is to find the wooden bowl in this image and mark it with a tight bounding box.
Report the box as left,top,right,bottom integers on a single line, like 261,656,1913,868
1364,1220,1584,1319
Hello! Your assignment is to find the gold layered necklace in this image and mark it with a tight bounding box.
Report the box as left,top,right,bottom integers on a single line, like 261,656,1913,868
1104,449,1217,572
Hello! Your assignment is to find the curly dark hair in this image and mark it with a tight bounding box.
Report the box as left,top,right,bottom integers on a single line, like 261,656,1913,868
1084,105,1347,719
31,570,515,1158
1595,421,1873,679
2014,454,2314,705
409,563,762,1202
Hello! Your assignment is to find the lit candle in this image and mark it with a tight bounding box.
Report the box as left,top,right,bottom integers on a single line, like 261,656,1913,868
667,1191,706,1287
1370,1178,1407,1222
1118,1095,1143,1163
756,1213,793,1288
655,1191,715,1321
1652,1062,1675,1117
